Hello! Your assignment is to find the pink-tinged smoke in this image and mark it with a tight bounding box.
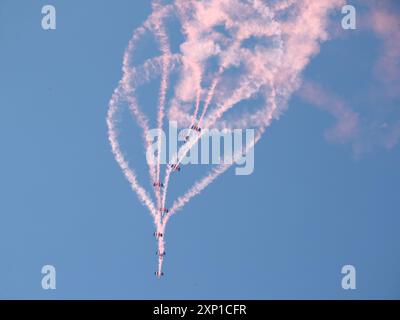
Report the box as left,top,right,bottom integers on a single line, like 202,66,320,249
298,1,400,154
370,3,400,94
107,0,346,277
299,81,360,144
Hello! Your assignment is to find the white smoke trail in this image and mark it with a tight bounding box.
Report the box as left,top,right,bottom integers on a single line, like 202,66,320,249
175,0,204,124
107,88,157,217
151,3,172,190
198,71,221,126
121,3,174,218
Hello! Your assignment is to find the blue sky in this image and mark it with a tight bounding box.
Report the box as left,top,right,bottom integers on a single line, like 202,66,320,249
0,0,399,299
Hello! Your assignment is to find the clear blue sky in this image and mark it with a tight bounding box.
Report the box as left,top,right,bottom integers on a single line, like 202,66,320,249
0,1,399,299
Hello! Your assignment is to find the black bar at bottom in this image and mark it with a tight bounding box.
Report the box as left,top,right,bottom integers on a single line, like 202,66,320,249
0,300,396,318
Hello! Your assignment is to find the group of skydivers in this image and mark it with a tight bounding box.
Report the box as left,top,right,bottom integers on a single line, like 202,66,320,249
152,123,202,277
